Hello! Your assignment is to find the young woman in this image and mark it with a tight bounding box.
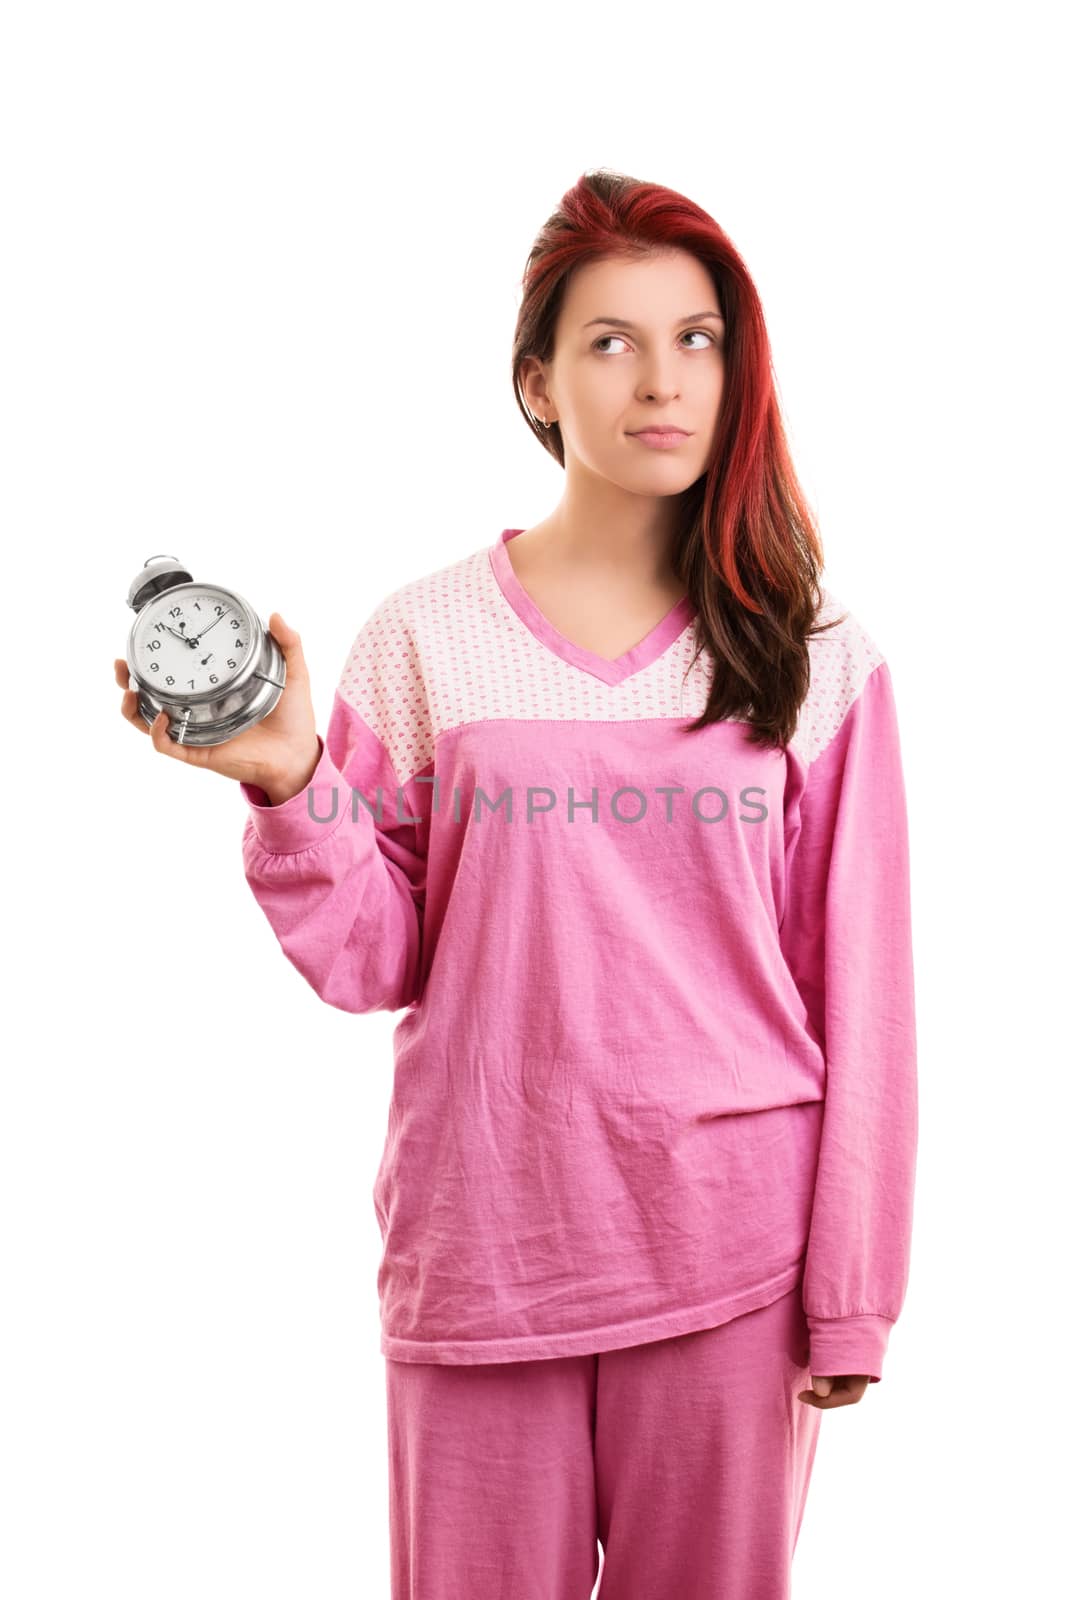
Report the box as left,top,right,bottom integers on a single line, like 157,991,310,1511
116,168,918,1599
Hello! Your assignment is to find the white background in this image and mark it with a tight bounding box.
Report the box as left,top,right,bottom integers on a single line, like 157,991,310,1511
3,2,1062,1594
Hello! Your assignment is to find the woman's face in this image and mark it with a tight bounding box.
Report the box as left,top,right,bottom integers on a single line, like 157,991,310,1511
529,249,726,494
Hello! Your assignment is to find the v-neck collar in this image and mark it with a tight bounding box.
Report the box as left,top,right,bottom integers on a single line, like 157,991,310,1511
488,527,697,687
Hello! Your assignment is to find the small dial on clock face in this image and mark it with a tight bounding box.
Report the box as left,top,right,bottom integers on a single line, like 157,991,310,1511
135,586,254,696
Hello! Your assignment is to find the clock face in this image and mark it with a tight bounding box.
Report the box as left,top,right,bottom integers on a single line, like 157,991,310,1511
134,585,255,698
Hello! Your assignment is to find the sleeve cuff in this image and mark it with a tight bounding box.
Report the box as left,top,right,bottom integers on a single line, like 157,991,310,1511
806,1313,894,1384
240,735,350,853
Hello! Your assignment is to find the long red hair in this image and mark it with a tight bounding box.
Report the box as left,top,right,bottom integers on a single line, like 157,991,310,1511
510,167,844,750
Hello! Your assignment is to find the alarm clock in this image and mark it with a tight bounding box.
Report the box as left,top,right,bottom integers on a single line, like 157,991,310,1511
125,554,285,746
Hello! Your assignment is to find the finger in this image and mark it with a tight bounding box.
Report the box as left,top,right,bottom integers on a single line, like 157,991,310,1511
797,1383,864,1409
121,688,152,733
148,708,190,759
814,1373,869,1396
797,1390,844,1409
117,659,151,733
821,1390,862,1408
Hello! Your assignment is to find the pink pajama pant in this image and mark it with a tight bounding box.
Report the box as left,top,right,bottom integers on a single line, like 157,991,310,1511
384,1281,822,1599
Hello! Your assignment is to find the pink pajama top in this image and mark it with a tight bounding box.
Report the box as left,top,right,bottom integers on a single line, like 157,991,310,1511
239,528,918,1381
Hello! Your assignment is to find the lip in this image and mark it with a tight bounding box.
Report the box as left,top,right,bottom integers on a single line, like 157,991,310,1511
628,428,691,448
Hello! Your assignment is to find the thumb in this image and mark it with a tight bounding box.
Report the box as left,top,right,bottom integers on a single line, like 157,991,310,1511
811,1375,834,1397
268,612,308,682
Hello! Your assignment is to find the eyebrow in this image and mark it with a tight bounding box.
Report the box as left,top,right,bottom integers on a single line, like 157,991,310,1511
581,311,725,329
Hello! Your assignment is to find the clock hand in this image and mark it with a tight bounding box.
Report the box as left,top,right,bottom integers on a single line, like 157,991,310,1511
186,608,232,646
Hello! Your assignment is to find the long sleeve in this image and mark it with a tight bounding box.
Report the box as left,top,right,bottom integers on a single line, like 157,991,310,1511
779,656,918,1383
239,603,429,1015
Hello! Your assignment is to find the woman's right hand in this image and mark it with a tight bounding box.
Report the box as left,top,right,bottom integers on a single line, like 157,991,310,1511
114,612,322,805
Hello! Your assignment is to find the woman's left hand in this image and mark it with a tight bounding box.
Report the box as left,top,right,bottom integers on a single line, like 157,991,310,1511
797,1374,871,1408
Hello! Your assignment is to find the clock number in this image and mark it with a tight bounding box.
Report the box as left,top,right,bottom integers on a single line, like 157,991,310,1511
229,617,240,628
149,661,159,671
165,675,174,686
226,658,236,669
209,674,218,685
168,605,183,618
146,638,161,651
